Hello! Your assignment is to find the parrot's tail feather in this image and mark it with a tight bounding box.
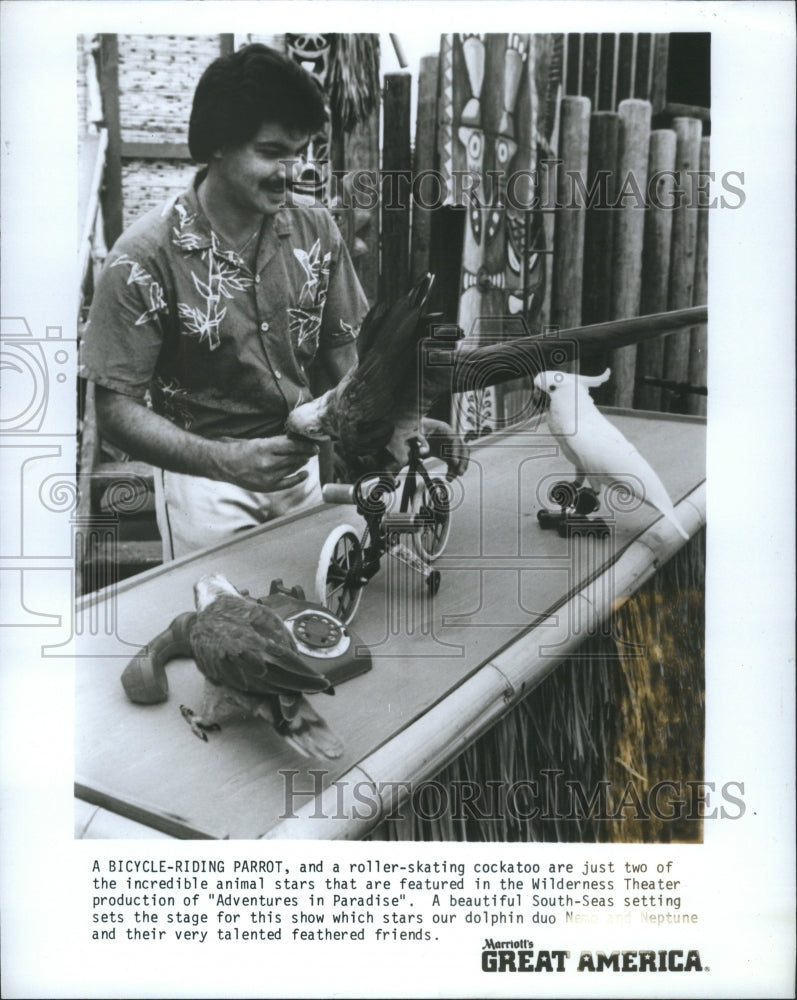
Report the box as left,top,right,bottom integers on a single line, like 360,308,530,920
283,718,345,759
641,494,690,542
283,729,344,760
667,512,690,541
652,503,689,540
279,697,344,759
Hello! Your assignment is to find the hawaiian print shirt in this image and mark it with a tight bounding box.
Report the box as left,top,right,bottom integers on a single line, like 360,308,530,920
80,172,369,439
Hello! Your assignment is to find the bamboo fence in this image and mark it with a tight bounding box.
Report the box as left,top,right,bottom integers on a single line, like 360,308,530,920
548,96,707,413
79,31,709,411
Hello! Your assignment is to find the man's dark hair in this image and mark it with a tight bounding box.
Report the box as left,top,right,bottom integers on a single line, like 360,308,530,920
188,43,328,161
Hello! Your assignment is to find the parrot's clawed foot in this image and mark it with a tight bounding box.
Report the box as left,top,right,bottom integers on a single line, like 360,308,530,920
180,704,220,741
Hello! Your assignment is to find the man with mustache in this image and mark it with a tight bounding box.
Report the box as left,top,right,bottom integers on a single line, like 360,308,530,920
80,44,371,558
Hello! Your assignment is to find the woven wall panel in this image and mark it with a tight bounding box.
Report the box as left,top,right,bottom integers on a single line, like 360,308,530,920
243,34,286,51
117,34,223,144
121,158,197,230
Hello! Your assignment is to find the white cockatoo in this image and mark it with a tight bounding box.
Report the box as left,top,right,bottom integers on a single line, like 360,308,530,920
533,368,689,540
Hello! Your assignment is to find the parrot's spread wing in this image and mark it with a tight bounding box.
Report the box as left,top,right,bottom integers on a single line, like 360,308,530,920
336,275,436,455
354,298,391,362
189,595,330,696
286,274,446,466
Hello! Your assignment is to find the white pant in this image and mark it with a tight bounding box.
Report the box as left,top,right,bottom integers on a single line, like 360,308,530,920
154,456,322,561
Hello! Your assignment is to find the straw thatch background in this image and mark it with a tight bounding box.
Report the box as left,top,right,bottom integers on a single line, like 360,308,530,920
371,529,705,842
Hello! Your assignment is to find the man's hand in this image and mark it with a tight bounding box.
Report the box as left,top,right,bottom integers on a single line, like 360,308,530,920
212,435,319,493
95,385,318,493
419,417,470,480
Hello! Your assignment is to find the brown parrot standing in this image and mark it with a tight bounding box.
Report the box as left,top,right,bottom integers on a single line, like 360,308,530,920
180,574,343,759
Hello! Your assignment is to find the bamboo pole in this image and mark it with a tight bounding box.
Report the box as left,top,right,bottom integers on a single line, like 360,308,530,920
687,137,710,417
598,33,616,111
380,72,412,306
97,34,123,249
565,34,581,96
664,117,702,410
582,33,599,106
343,109,381,304
539,37,563,329
552,96,591,331
452,305,707,392
634,34,652,100
635,129,677,410
616,33,634,104
263,484,706,840
610,99,652,407
410,54,439,285
580,110,618,405
389,34,408,68
582,112,619,326
649,33,669,113
539,156,558,329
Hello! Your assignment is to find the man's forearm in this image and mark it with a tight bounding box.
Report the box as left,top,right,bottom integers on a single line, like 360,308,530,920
94,385,319,492
95,385,228,480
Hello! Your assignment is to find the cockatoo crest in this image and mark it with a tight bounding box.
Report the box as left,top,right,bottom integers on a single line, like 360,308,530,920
533,368,611,437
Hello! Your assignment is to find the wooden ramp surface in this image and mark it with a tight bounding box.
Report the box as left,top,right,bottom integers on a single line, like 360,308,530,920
75,411,705,839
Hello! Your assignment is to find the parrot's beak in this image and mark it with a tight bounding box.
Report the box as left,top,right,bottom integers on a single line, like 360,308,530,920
194,573,238,611
531,382,550,414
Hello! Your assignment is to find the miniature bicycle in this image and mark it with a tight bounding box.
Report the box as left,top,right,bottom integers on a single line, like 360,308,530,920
315,438,453,624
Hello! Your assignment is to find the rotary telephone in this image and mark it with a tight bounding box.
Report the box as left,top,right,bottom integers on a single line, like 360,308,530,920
121,579,372,705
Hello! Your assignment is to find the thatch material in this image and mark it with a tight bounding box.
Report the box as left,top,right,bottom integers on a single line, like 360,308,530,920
370,528,705,843
327,34,381,132
603,524,705,843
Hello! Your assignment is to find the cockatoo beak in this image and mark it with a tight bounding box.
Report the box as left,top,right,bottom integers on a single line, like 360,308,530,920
531,373,551,412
